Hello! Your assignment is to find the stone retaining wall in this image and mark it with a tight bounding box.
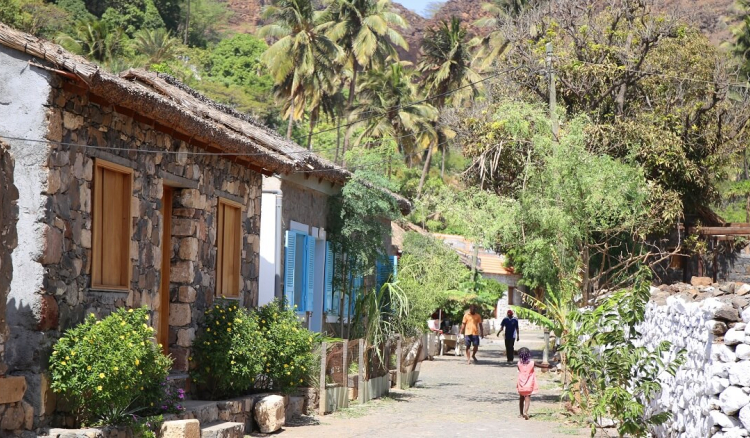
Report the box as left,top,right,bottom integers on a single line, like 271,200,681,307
637,282,750,437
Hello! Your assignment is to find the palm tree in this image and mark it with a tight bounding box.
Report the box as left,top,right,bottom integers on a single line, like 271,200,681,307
350,62,437,166
56,19,123,63
416,17,481,195
321,0,409,163
260,0,341,139
471,0,537,71
133,28,180,65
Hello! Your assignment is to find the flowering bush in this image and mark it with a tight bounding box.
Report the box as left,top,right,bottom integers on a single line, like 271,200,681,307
190,301,267,399
255,300,316,391
49,307,171,425
150,381,186,415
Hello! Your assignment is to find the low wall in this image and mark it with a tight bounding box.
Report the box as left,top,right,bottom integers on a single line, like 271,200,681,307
637,283,750,437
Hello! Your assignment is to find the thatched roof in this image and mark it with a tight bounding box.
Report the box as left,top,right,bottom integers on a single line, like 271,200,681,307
0,23,411,214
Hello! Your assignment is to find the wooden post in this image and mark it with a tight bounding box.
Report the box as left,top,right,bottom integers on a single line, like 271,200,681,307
341,339,349,408
396,337,402,389
358,339,365,404
319,341,327,416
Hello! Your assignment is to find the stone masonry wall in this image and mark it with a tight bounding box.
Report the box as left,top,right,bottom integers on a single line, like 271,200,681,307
42,79,263,376
637,282,750,437
0,142,34,435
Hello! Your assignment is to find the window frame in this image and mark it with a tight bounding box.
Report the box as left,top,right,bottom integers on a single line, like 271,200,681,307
91,159,134,291
216,198,244,298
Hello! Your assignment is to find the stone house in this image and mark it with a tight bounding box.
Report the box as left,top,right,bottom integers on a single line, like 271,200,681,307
258,175,409,334
0,23,403,430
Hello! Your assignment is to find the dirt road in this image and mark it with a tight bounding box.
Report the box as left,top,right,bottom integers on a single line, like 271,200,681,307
272,330,589,438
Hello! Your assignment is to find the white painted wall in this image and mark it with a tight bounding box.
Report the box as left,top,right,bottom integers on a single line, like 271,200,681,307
0,47,51,331
258,192,280,306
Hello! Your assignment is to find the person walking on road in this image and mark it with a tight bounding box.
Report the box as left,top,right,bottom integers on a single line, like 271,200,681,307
516,347,551,420
498,309,519,362
460,304,484,365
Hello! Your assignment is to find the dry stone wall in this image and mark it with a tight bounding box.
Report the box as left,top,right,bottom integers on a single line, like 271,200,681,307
638,281,750,437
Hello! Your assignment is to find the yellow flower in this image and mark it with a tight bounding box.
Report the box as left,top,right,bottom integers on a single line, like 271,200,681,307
96,321,101,325
231,361,235,365
135,359,140,366
144,315,149,320
97,386,102,391
261,320,265,323
143,324,148,329
207,328,211,332
128,309,133,313
189,357,193,361
114,367,119,371
227,328,231,332
120,336,125,340
65,356,70,360
286,372,290,375
52,351,57,355
87,366,92,371
148,327,154,332
139,370,142,375
300,379,303,383
71,351,76,356
140,387,144,390
99,373,105,379
284,364,288,368
61,361,66,366
120,321,126,326
125,386,129,389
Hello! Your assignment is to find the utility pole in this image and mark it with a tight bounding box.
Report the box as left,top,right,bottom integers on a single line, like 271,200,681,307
542,42,556,368
546,42,559,139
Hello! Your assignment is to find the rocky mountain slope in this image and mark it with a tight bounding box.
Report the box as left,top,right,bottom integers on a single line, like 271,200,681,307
223,0,741,58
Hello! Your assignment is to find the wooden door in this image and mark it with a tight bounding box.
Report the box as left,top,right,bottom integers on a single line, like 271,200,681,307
159,187,173,355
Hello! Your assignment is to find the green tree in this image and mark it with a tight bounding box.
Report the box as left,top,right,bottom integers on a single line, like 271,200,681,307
133,27,180,65
321,0,408,163
207,34,269,87
499,0,750,227
100,0,165,36
350,62,438,163
416,17,480,195
259,0,340,139
56,19,124,63
180,0,230,47
1,0,72,38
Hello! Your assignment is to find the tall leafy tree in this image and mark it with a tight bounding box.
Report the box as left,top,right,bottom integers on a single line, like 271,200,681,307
260,0,341,139
321,0,408,163
416,17,481,195
350,62,438,165
133,27,179,65
56,18,123,63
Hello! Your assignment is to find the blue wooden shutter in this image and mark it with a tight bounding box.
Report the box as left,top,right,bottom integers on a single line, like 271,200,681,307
392,255,398,280
350,275,363,316
305,236,315,312
324,242,334,313
375,259,391,293
284,231,296,309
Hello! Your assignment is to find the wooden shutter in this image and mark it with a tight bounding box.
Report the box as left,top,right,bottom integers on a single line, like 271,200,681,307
92,160,133,290
284,230,296,308
375,258,392,293
305,236,315,312
216,199,242,297
324,242,334,313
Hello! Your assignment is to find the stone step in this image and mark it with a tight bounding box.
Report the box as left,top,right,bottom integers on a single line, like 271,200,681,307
166,372,191,398
200,422,244,438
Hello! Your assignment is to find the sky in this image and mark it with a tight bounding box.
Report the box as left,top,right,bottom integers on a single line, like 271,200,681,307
396,0,432,16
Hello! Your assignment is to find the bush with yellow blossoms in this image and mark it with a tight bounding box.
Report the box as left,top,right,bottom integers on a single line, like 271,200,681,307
190,301,267,399
255,300,316,392
48,307,171,426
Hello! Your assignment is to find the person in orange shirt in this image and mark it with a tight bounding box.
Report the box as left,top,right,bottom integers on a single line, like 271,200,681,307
460,304,484,364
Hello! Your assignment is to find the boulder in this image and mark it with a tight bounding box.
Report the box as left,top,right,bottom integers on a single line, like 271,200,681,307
713,345,737,363
742,307,750,324
253,395,285,433
708,377,730,395
740,404,750,430
726,329,746,346
728,361,750,387
160,420,200,438
709,320,729,336
716,305,741,322
720,386,750,415
736,344,750,360
286,396,304,421
737,283,750,296
710,410,741,429
721,283,738,294
691,276,713,287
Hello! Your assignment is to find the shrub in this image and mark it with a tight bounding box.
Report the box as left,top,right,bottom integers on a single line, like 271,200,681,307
190,301,267,399
255,300,316,391
49,307,171,426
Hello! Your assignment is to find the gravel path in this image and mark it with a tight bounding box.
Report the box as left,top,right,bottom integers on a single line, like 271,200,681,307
271,330,589,438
